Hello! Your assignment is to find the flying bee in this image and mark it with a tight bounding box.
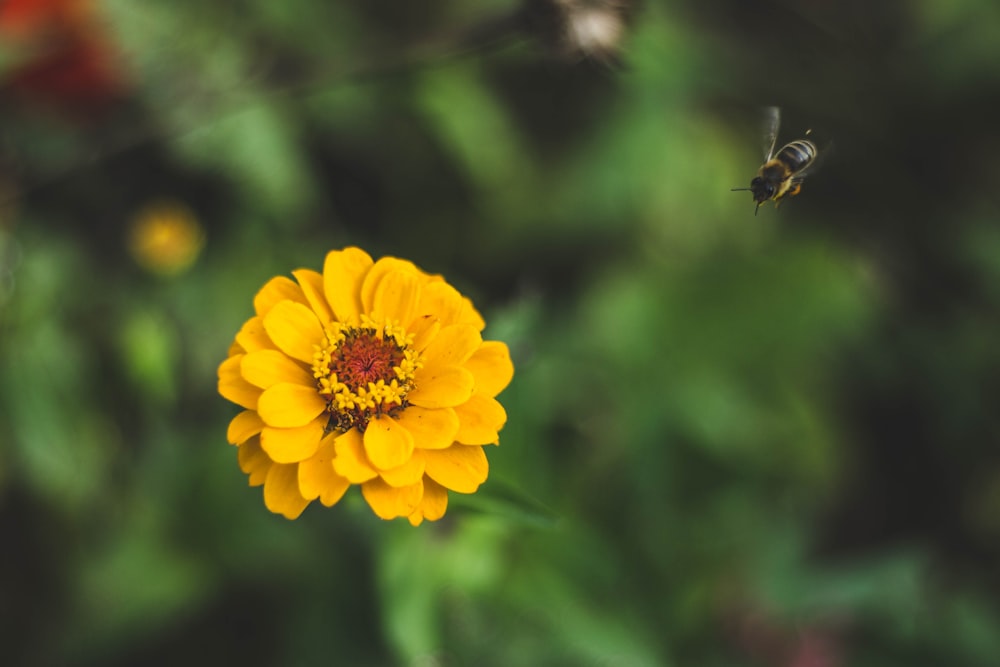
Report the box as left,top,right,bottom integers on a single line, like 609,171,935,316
732,106,818,215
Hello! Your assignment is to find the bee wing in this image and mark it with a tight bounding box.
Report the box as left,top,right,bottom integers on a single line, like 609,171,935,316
762,106,780,161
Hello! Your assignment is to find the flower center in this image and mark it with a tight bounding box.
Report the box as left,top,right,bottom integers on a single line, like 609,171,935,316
312,318,421,433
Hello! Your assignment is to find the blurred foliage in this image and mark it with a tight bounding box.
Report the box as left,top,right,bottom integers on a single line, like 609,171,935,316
2,0,1000,665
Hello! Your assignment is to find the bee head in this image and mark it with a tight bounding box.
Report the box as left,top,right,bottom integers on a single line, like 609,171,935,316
731,177,776,215
749,176,775,204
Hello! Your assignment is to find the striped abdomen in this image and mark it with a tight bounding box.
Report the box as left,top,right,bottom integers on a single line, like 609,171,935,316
774,139,817,175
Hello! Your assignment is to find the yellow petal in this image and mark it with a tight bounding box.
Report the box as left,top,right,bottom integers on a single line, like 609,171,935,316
379,450,425,488
241,349,314,389
408,365,474,408
372,269,421,326
235,316,274,353
466,341,514,397
299,433,351,506
218,355,261,410
254,275,307,318
395,406,459,450
408,315,440,352
459,296,486,331
361,477,423,520
420,324,481,369
360,257,418,315
263,300,325,364
323,247,373,325
415,281,484,331
364,414,415,470
227,410,264,445
260,419,324,463
423,444,488,493
332,429,378,483
263,462,310,519
408,477,449,526
454,394,506,445
238,435,272,486
257,382,327,428
414,281,465,328
293,268,333,325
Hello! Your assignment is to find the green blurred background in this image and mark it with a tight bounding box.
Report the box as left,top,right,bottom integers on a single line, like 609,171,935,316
2,0,1000,665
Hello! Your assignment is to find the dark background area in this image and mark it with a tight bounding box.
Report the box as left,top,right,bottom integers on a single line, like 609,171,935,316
2,0,1000,665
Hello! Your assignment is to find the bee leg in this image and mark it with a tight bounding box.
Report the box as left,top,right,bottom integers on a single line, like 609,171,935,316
786,182,803,198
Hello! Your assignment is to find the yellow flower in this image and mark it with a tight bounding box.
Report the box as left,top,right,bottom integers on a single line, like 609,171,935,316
218,247,514,525
127,199,205,276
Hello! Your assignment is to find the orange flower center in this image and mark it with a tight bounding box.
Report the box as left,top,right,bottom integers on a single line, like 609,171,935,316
332,331,405,390
312,322,421,434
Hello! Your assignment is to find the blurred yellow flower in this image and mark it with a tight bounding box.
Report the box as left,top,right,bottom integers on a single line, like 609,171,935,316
127,200,205,276
218,247,514,524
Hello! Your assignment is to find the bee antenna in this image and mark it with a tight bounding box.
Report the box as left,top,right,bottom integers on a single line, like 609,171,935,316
754,202,761,216
731,187,750,192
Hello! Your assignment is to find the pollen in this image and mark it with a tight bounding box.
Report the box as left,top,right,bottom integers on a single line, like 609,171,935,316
311,318,421,433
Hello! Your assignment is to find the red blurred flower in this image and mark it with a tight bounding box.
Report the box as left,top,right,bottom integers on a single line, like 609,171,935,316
0,0,128,115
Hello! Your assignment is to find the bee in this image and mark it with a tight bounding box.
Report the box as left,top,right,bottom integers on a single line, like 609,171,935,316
732,106,818,215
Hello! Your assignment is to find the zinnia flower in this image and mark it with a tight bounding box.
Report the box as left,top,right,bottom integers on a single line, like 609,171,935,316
218,247,514,525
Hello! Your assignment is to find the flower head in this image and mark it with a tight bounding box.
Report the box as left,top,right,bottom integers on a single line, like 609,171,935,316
127,199,205,276
218,247,514,525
